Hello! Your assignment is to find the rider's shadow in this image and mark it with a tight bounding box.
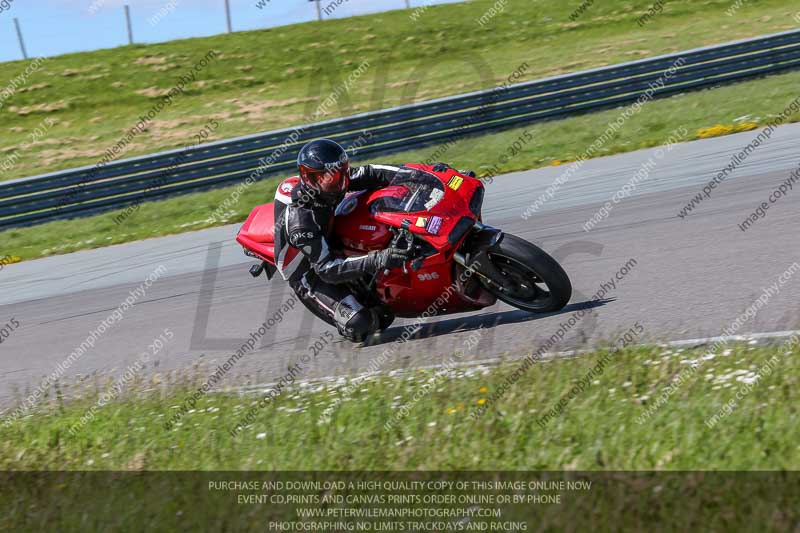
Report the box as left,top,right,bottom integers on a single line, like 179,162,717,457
366,297,614,346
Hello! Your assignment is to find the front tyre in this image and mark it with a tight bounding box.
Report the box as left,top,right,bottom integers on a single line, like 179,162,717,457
479,234,571,313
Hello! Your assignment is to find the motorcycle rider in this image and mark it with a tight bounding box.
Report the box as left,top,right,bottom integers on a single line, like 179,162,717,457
272,138,414,342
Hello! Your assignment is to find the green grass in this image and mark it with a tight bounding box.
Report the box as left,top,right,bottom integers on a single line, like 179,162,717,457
3,66,800,261
2,342,798,470
0,0,798,182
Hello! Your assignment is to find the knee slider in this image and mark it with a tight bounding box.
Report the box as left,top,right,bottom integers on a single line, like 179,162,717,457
334,299,377,341
344,309,376,338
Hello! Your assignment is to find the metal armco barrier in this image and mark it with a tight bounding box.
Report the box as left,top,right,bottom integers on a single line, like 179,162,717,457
3,29,800,229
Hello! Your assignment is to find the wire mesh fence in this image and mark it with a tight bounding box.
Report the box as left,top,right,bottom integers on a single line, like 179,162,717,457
1,0,458,63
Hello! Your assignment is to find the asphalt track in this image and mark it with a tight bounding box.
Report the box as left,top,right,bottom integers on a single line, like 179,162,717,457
1,123,799,405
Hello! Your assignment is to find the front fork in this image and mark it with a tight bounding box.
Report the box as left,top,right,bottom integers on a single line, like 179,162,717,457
454,222,506,292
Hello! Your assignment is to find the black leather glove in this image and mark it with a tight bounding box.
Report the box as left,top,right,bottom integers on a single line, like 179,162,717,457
367,244,413,272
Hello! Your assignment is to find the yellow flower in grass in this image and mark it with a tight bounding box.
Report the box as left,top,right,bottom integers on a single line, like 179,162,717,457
447,408,457,415
479,386,488,394
477,398,486,405
697,124,736,139
734,122,758,132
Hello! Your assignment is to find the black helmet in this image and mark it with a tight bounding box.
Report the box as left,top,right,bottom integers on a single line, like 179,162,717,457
296,139,350,205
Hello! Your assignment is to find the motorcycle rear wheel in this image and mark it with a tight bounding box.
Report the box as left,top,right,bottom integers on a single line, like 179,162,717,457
478,234,571,313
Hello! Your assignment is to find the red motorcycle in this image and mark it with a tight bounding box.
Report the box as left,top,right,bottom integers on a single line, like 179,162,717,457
236,164,571,330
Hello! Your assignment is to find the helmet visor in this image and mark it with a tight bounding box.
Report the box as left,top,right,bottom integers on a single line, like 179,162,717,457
299,161,350,195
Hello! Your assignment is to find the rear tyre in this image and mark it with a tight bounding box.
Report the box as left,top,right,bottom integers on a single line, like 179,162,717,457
478,234,571,313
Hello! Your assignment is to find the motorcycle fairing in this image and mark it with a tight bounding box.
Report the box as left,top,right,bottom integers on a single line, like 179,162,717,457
237,164,496,318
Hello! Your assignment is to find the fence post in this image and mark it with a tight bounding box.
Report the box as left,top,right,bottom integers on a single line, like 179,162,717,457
224,0,232,33
124,5,134,45
13,18,28,60
314,0,322,21
404,0,411,8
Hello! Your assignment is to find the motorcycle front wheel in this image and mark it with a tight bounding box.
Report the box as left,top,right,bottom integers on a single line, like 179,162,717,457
478,234,572,313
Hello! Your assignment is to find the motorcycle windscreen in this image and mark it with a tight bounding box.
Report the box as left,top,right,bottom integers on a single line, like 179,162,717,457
368,169,465,216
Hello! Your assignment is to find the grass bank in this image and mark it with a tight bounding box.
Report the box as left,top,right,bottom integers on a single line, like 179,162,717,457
2,340,798,470
0,0,797,181
2,66,800,261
